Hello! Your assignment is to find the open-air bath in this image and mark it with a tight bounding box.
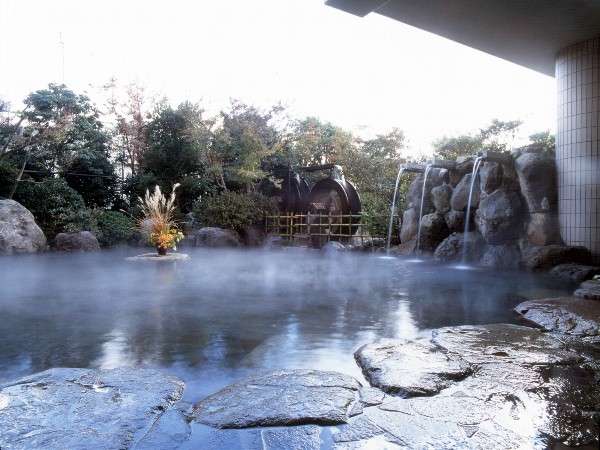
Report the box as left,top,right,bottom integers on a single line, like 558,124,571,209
1,0,600,449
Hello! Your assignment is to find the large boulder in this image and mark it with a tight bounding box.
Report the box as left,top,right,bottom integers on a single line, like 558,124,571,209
0,368,184,450
416,213,449,253
187,227,241,248
448,156,474,187
514,152,557,213
450,173,480,212
526,212,561,246
550,263,600,284
430,183,452,214
354,339,472,397
480,244,521,269
444,209,466,233
521,244,592,271
55,231,100,252
475,189,522,244
192,370,361,428
479,161,503,194
0,199,46,255
433,231,485,263
400,208,418,243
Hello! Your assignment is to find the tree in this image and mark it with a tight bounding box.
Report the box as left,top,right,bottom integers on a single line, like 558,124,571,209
2,84,116,205
433,119,522,160
213,101,283,191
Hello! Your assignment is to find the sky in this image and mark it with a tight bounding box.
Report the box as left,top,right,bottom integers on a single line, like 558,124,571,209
0,0,556,157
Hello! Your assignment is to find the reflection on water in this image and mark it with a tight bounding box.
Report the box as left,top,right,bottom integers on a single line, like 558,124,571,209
0,248,570,401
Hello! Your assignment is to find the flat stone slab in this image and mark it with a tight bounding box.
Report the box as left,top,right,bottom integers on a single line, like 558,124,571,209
574,279,600,300
515,297,600,336
335,324,600,448
431,323,582,365
354,339,472,396
0,368,184,450
192,369,361,428
125,252,189,262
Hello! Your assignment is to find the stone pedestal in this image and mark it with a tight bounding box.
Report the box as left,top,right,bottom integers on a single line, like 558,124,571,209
556,37,600,263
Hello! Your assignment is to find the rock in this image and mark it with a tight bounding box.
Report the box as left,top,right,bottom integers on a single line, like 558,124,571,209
526,212,561,246
354,339,472,397
430,183,452,214
514,152,557,213
480,244,520,269
479,161,503,194
0,199,46,255
192,370,361,428
339,324,598,448
574,279,600,300
516,297,600,336
415,213,449,253
406,175,429,211
399,208,418,243
188,227,241,248
390,239,416,256
433,232,485,263
240,225,265,247
475,189,522,244
431,324,582,365
322,241,346,253
54,231,100,252
136,409,191,450
550,263,600,284
450,173,481,212
448,157,474,187
0,368,184,450
521,244,592,271
444,209,466,233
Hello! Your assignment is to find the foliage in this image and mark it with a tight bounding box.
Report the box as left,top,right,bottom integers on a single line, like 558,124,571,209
433,119,522,160
193,191,278,232
528,131,555,156
0,158,17,197
95,210,135,247
63,149,117,207
138,184,183,251
13,177,95,238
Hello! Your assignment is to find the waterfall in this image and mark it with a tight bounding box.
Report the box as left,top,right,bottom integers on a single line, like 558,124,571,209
386,166,405,254
462,156,484,262
415,164,432,253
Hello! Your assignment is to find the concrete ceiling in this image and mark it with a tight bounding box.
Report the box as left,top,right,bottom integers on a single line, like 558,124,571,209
325,0,600,76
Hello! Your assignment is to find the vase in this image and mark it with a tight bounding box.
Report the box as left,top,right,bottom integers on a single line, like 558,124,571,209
157,246,167,256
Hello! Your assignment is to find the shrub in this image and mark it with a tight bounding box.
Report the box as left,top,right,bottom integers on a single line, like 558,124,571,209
14,177,95,238
95,210,135,247
193,191,278,232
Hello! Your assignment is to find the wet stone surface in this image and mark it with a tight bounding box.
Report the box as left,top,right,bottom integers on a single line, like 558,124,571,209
516,297,600,336
336,324,600,449
192,370,362,428
575,279,600,301
0,368,185,450
354,339,472,396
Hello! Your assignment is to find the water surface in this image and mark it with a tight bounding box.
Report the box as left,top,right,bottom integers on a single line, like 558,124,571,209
0,248,570,402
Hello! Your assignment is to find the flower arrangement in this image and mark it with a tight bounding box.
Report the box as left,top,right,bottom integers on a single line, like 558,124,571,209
138,184,184,255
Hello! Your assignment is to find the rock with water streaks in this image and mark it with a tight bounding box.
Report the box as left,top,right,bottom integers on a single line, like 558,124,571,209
192,369,362,428
0,368,185,450
354,339,472,397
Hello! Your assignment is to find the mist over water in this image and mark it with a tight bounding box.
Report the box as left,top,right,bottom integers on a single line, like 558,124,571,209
0,248,570,401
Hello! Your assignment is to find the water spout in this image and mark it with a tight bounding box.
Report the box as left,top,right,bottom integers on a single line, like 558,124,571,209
386,166,405,254
462,156,484,262
415,164,433,253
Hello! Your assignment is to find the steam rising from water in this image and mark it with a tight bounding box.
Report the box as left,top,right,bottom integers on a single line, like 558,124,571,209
0,248,568,400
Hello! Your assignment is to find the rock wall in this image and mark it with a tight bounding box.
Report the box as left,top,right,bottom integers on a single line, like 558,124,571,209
399,146,592,270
